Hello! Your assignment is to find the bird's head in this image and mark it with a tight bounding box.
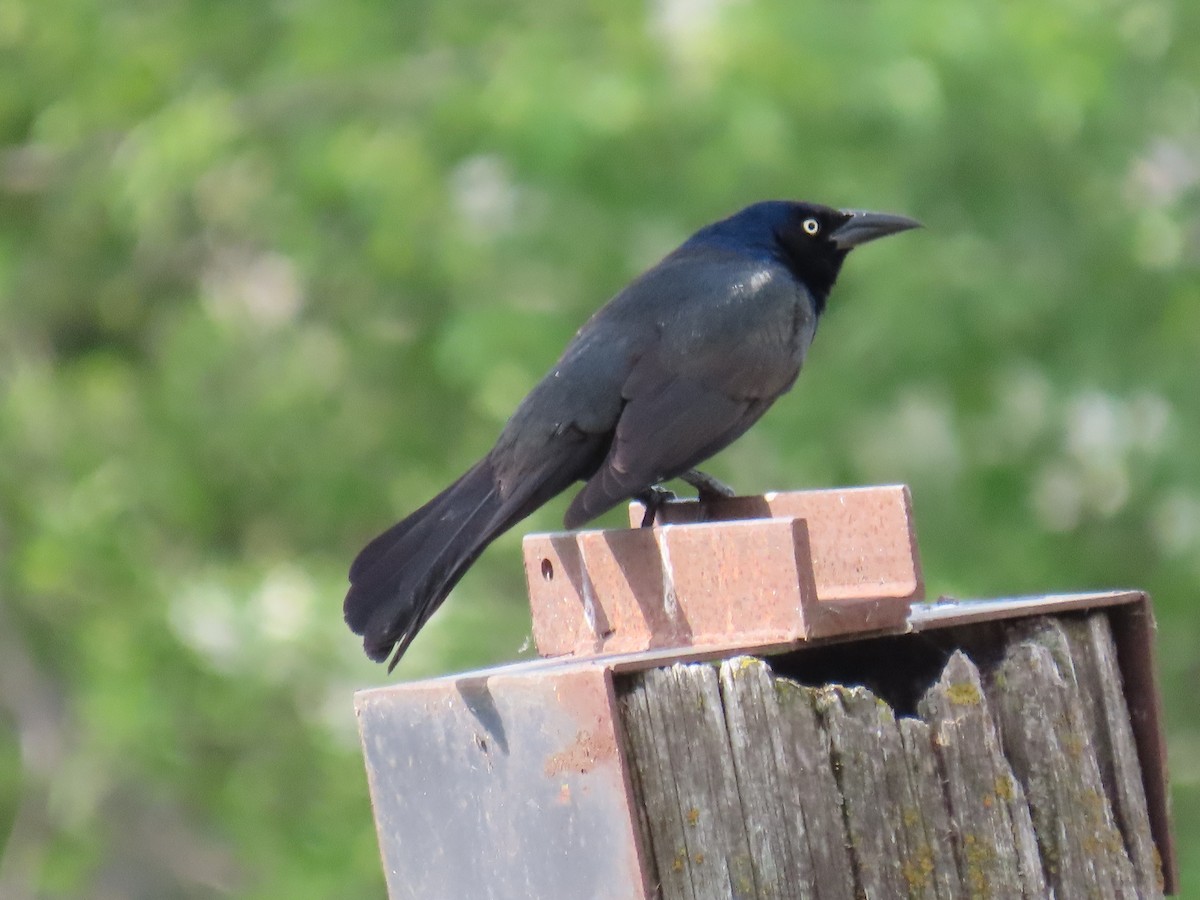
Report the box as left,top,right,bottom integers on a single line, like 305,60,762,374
688,200,921,311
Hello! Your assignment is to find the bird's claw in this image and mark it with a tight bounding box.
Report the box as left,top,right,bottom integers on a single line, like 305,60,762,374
635,485,677,528
635,470,734,527
680,469,736,502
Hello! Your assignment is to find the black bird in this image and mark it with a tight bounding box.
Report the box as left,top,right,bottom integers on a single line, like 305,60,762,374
345,200,919,669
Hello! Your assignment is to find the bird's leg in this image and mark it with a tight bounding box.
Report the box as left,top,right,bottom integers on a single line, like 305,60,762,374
634,485,677,528
680,469,736,502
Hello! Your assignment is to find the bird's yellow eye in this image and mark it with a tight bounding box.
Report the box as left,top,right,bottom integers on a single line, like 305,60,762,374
802,217,820,235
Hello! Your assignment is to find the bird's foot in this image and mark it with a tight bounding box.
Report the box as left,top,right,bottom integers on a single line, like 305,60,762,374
680,469,736,503
634,485,677,528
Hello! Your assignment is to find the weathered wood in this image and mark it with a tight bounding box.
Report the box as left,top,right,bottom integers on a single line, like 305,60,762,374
717,658,811,899
986,622,1139,897
622,664,758,899
1059,614,1163,896
816,685,908,897
898,717,961,899
620,682,690,899
918,651,1048,898
617,613,1164,900
823,685,962,900
771,679,858,900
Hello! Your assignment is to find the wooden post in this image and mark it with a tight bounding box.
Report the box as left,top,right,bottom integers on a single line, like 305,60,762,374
355,488,1177,898
617,612,1162,898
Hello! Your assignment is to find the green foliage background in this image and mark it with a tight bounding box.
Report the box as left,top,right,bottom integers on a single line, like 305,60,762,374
1,0,1197,895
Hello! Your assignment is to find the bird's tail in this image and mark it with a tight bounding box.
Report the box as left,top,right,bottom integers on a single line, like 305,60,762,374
344,457,516,670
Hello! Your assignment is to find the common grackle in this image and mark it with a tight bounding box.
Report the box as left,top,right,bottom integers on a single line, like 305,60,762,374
345,200,919,669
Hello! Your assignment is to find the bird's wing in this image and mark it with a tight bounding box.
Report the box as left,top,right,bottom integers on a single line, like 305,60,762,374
564,262,814,527
563,360,768,527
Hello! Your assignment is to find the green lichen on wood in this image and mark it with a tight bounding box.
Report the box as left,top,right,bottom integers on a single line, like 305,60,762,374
945,680,983,706
960,832,995,899
900,842,935,893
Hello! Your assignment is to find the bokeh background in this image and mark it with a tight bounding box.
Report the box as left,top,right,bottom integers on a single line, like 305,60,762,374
1,0,1197,895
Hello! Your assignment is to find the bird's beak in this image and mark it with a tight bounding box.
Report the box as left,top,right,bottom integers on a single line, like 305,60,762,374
831,210,922,249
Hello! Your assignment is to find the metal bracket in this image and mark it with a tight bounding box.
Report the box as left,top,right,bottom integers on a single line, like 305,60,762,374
524,485,923,657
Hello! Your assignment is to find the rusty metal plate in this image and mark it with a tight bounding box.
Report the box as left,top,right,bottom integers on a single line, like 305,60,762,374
525,487,922,659
356,664,650,900
628,485,924,603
